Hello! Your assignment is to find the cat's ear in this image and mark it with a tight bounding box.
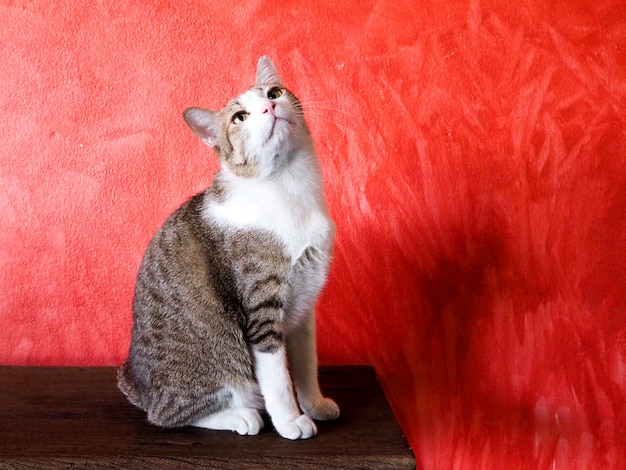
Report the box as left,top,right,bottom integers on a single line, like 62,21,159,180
183,108,220,147
256,56,282,87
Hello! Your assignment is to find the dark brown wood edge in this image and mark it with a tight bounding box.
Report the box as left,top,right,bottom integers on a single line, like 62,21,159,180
0,366,415,469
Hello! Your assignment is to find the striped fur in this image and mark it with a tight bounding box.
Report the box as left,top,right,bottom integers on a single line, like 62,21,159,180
118,57,339,439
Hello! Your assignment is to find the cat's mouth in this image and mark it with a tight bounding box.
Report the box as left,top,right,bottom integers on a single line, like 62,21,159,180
267,116,289,141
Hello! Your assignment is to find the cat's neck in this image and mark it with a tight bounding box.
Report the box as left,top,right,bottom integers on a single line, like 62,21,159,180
204,145,332,261
221,143,325,207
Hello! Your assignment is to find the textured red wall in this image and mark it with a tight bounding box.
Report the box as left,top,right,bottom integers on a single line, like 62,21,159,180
2,1,625,467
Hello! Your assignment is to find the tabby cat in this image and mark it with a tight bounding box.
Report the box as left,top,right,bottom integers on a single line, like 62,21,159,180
117,56,339,440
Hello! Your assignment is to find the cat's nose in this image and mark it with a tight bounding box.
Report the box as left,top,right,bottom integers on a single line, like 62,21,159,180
262,102,276,115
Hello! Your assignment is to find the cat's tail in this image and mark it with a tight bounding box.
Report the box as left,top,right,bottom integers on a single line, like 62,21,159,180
117,360,143,409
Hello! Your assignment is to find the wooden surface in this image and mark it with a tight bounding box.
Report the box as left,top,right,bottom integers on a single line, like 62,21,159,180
0,366,414,469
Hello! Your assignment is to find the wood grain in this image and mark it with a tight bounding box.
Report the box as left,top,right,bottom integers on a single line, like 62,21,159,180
0,366,414,469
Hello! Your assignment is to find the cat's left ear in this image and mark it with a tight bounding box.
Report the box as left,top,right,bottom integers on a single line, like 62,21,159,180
183,108,220,147
256,56,282,87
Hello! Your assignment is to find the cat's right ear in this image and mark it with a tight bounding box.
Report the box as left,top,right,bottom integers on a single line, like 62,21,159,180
256,56,282,87
183,108,220,147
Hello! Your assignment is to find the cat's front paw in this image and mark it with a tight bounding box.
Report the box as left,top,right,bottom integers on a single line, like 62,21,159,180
274,414,317,440
304,397,340,421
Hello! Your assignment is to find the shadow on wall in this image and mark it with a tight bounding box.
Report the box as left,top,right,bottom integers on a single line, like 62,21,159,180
367,193,625,466
410,215,536,465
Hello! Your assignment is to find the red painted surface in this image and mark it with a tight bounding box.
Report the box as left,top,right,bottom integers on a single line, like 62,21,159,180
1,1,625,467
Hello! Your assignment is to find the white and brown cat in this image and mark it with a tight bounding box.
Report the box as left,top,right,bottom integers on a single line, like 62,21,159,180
118,56,339,440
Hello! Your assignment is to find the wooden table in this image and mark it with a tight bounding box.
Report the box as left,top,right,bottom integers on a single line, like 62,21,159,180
0,366,415,469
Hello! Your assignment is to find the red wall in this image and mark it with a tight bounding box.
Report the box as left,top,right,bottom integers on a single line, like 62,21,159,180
2,1,625,467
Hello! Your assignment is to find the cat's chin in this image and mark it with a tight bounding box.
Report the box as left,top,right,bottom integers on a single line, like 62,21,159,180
265,116,291,143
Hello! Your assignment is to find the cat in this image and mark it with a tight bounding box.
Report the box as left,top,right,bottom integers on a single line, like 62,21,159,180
117,56,339,440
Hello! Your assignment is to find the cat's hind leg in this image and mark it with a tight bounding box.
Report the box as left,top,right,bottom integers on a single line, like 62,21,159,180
191,407,264,435
191,384,264,435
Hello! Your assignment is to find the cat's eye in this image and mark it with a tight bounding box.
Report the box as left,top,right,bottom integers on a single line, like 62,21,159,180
232,111,249,123
267,87,284,100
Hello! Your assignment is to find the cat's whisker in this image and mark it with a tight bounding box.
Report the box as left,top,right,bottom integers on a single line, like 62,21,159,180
299,104,350,115
295,114,342,129
293,108,343,128
293,105,343,117
305,117,342,129
296,101,349,115
298,105,343,113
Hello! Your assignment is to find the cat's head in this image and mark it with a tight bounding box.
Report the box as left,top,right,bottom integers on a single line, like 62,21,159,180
183,56,309,179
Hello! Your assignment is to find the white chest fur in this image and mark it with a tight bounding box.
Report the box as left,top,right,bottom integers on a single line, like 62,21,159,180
203,169,333,264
